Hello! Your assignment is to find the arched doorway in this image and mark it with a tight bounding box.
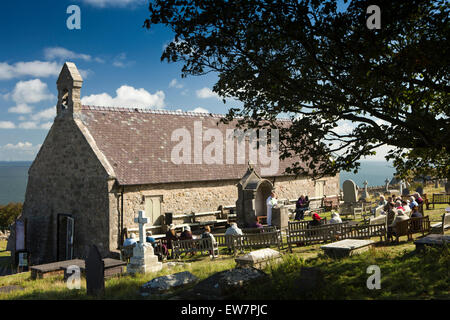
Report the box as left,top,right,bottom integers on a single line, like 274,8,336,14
255,180,273,217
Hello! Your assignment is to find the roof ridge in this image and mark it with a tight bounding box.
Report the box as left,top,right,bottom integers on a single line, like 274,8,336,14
81,105,292,121
81,105,225,118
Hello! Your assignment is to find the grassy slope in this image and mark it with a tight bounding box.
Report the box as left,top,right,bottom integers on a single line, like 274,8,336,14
0,190,449,300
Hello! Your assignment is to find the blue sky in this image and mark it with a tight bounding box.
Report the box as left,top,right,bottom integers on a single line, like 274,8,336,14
0,0,234,160
0,0,390,162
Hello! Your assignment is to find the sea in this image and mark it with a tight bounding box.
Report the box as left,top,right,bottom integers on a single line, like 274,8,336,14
0,160,397,205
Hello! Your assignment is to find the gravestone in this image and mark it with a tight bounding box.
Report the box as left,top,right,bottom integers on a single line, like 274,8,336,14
85,245,105,296
399,180,404,196
414,234,450,252
402,187,410,196
384,178,390,192
445,182,450,194
361,180,369,200
271,205,288,230
416,185,424,196
343,180,358,203
140,271,198,295
127,210,162,274
234,248,282,269
321,239,374,258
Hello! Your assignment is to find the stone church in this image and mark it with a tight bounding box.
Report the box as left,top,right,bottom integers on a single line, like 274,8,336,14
9,62,339,265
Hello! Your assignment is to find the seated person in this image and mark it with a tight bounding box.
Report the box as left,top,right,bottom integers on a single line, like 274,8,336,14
414,192,424,205
410,205,422,218
378,195,387,207
295,194,310,220
180,225,193,241
402,200,411,214
123,233,137,247
225,222,243,236
201,225,217,244
390,210,409,236
165,224,179,258
329,212,342,224
308,212,323,228
146,231,157,248
409,196,418,209
395,200,405,211
201,226,217,256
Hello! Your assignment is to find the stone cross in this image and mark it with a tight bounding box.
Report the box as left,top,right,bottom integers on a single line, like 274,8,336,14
134,210,148,245
399,179,403,196
361,180,369,200
384,178,390,192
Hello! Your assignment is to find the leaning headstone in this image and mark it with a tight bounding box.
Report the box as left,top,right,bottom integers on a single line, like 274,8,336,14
182,267,267,300
140,271,198,295
384,178,390,192
127,210,162,274
361,180,369,201
343,180,358,203
85,245,105,296
402,187,410,196
235,248,282,269
445,182,450,194
416,185,424,196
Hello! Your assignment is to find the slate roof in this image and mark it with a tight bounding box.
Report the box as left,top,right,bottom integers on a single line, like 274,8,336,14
79,105,303,186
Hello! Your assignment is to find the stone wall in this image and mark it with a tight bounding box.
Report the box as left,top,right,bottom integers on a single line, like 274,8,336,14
110,173,339,247
16,118,111,265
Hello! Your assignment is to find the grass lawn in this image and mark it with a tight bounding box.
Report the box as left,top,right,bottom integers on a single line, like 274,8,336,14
0,190,448,300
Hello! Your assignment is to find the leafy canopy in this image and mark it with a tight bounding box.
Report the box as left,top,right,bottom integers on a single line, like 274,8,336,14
145,0,450,179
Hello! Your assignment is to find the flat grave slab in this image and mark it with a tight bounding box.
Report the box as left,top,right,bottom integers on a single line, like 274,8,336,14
321,239,374,258
235,248,282,269
31,258,127,280
414,234,450,251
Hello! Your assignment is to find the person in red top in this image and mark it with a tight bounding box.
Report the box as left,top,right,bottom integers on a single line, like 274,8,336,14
308,212,323,228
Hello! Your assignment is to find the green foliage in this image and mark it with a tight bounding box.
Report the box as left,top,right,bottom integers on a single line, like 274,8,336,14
145,0,450,179
0,202,22,231
237,246,450,300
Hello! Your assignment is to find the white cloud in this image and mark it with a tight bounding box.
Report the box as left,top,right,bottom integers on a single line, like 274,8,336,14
18,121,39,129
188,107,210,113
11,79,54,105
169,79,184,89
0,61,60,80
44,47,92,62
30,106,56,121
81,0,145,7
8,103,33,114
81,85,166,109
0,121,15,129
112,53,133,68
196,87,221,99
40,122,53,130
0,142,42,161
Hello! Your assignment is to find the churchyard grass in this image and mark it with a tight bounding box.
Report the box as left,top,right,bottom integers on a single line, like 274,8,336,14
0,187,448,299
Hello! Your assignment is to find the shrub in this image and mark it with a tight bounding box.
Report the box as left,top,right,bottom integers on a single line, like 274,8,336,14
0,202,22,231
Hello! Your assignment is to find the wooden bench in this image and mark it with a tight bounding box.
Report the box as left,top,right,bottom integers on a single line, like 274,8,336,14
431,212,450,234
172,237,219,259
392,216,430,243
287,222,345,252
230,231,282,255
340,223,386,242
428,194,450,209
323,195,340,211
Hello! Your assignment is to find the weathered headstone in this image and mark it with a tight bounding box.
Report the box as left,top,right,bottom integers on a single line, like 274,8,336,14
127,210,162,274
399,179,404,196
85,245,105,296
416,185,424,195
384,178,390,192
140,271,198,295
321,239,374,258
445,181,450,194
361,180,369,200
271,205,288,230
402,187,410,196
343,180,358,203
235,248,282,269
